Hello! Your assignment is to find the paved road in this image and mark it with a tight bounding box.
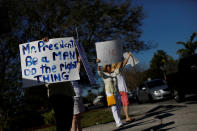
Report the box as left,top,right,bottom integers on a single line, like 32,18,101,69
83,95,197,131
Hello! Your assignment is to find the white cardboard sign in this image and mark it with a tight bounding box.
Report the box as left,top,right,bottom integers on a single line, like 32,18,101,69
95,40,123,66
19,37,80,88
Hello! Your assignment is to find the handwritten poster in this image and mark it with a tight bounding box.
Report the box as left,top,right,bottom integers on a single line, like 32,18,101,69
19,37,80,88
95,40,123,66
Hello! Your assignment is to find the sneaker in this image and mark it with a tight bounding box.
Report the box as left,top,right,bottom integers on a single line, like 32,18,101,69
116,123,123,128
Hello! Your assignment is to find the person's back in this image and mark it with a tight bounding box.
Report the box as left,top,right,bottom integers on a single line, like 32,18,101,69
112,53,135,123
98,70,117,94
117,71,128,93
48,82,75,96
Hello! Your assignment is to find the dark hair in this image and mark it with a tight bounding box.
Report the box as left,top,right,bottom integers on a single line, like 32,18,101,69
102,65,111,72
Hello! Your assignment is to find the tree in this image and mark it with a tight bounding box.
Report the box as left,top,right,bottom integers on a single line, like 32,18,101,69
146,50,177,80
176,32,197,58
0,4,22,131
165,57,178,75
0,0,154,130
123,64,146,91
4,0,153,55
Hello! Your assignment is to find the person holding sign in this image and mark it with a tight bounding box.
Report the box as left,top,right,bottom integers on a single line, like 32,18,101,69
71,56,85,131
96,59,123,128
45,82,74,131
43,37,75,131
112,52,135,123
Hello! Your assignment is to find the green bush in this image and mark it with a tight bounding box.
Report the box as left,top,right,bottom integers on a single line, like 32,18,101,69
42,109,56,125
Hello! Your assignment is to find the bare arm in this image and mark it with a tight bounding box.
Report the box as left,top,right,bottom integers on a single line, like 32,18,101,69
96,58,105,78
77,56,81,72
96,59,101,71
114,62,122,70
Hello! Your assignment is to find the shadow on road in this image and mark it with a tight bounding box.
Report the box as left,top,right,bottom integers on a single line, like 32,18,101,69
139,105,186,122
184,94,197,104
142,121,175,131
114,104,186,131
113,95,197,131
114,120,175,131
113,119,157,131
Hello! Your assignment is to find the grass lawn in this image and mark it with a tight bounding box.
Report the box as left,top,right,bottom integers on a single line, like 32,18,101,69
36,107,114,131
36,126,56,131
81,108,114,127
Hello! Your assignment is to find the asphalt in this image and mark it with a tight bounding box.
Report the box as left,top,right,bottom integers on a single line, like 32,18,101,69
83,96,197,131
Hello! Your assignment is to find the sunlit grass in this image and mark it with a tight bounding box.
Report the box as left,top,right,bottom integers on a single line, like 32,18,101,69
37,107,114,131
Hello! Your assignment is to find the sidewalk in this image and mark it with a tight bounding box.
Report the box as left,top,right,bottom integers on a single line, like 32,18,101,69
83,104,159,131
83,102,197,131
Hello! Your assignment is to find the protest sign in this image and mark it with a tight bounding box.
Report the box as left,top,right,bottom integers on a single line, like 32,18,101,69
19,37,80,88
75,40,97,87
95,40,123,66
123,52,139,67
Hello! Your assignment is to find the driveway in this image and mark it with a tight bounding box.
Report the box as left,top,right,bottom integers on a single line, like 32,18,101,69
83,95,197,131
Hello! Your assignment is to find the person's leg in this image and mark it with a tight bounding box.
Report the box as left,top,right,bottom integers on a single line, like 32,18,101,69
49,95,64,131
71,115,77,131
71,97,77,131
50,95,73,131
123,106,131,121
120,92,132,121
120,92,127,117
72,97,84,131
63,95,74,130
106,92,122,127
115,92,122,118
111,105,122,127
76,97,84,131
71,114,82,131
76,114,82,131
